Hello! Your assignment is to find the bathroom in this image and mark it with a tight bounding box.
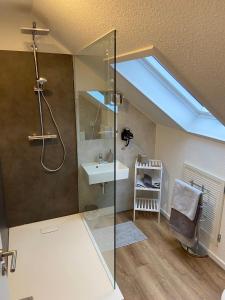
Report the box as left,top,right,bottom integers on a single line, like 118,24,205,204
1,1,225,300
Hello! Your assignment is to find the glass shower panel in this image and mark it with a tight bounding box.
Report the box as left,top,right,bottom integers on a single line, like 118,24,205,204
75,31,116,286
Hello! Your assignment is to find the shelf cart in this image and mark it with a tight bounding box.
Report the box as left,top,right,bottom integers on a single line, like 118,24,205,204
133,159,163,223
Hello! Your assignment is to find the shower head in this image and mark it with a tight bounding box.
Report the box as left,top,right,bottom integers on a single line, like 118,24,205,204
20,27,50,36
37,77,47,85
20,21,50,36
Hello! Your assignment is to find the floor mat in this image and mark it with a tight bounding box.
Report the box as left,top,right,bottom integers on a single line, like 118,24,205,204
92,221,147,252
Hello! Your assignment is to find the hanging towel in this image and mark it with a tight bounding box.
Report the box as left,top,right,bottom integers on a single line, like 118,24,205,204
171,179,202,221
170,203,202,247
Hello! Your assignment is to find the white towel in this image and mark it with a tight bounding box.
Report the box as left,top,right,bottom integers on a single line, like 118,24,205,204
171,179,202,221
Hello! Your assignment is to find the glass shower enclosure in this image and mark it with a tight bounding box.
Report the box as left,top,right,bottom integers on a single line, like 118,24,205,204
75,31,116,286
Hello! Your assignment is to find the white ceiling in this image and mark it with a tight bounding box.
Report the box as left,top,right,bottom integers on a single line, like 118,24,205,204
1,0,33,11
0,0,69,53
4,1,225,125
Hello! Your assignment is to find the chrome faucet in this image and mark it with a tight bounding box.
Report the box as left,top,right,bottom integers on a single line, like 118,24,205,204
98,153,103,164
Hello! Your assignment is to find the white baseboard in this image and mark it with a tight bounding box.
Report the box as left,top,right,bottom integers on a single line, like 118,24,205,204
198,241,225,271
160,208,170,220
207,248,225,271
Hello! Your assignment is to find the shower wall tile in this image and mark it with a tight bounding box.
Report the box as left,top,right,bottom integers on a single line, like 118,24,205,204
0,50,78,227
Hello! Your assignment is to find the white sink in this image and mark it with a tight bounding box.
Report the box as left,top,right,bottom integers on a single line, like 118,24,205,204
81,160,129,185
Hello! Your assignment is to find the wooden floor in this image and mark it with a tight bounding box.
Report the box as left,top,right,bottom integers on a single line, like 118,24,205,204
116,211,225,300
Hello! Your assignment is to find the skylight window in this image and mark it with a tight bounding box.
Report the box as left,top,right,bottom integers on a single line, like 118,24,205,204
145,56,211,115
116,56,225,142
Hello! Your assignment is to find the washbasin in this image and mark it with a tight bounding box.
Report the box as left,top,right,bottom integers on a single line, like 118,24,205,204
81,160,129,185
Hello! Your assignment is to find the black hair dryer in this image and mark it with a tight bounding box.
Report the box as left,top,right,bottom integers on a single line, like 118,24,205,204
121,128,134,147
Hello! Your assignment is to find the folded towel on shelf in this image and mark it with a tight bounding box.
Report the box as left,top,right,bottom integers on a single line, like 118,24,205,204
171,179,202,221
136,174,160,189
152,182,160,189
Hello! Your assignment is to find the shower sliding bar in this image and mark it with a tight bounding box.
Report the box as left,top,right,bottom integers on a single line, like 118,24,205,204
21,22,66,172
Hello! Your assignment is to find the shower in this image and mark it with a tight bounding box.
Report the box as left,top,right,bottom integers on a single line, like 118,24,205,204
21,22,66,172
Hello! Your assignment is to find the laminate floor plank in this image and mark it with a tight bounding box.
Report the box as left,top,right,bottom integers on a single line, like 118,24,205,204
116,211,225,300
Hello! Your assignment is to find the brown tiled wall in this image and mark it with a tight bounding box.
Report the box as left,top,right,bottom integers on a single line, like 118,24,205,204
0,51,78,227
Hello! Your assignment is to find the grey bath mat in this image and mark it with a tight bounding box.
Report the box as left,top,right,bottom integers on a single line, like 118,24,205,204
92,221,147,252
116,221,148,248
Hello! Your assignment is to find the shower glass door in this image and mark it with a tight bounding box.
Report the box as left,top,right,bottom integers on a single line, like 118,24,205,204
75,31,116,286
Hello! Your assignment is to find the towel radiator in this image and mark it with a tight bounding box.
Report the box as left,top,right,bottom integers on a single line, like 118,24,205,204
180,181,209,257
183,163,225,250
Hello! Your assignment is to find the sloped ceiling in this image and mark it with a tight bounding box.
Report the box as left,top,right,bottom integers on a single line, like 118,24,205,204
0,0,70,53
1,0,32,11
31,1,225,125
4,1,225,125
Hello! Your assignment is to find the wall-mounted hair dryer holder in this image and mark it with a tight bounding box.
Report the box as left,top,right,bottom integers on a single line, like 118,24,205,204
121,128,134,147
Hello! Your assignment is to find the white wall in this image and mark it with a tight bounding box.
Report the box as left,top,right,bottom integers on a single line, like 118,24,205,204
155,124,225,267
116,101,155,211
0,4,70,53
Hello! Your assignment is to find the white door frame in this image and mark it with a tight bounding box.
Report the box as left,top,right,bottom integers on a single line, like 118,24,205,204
0,232,10,300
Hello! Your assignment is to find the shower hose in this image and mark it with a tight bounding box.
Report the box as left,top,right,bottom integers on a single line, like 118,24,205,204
36,90,66,172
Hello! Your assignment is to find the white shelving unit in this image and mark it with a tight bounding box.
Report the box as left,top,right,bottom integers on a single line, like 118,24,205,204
133,159,163,223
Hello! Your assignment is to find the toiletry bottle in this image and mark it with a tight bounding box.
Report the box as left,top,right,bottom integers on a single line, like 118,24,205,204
106,149,114,163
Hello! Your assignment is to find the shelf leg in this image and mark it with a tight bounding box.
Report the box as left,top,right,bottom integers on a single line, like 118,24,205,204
133,209,136,222
158,212,160,224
